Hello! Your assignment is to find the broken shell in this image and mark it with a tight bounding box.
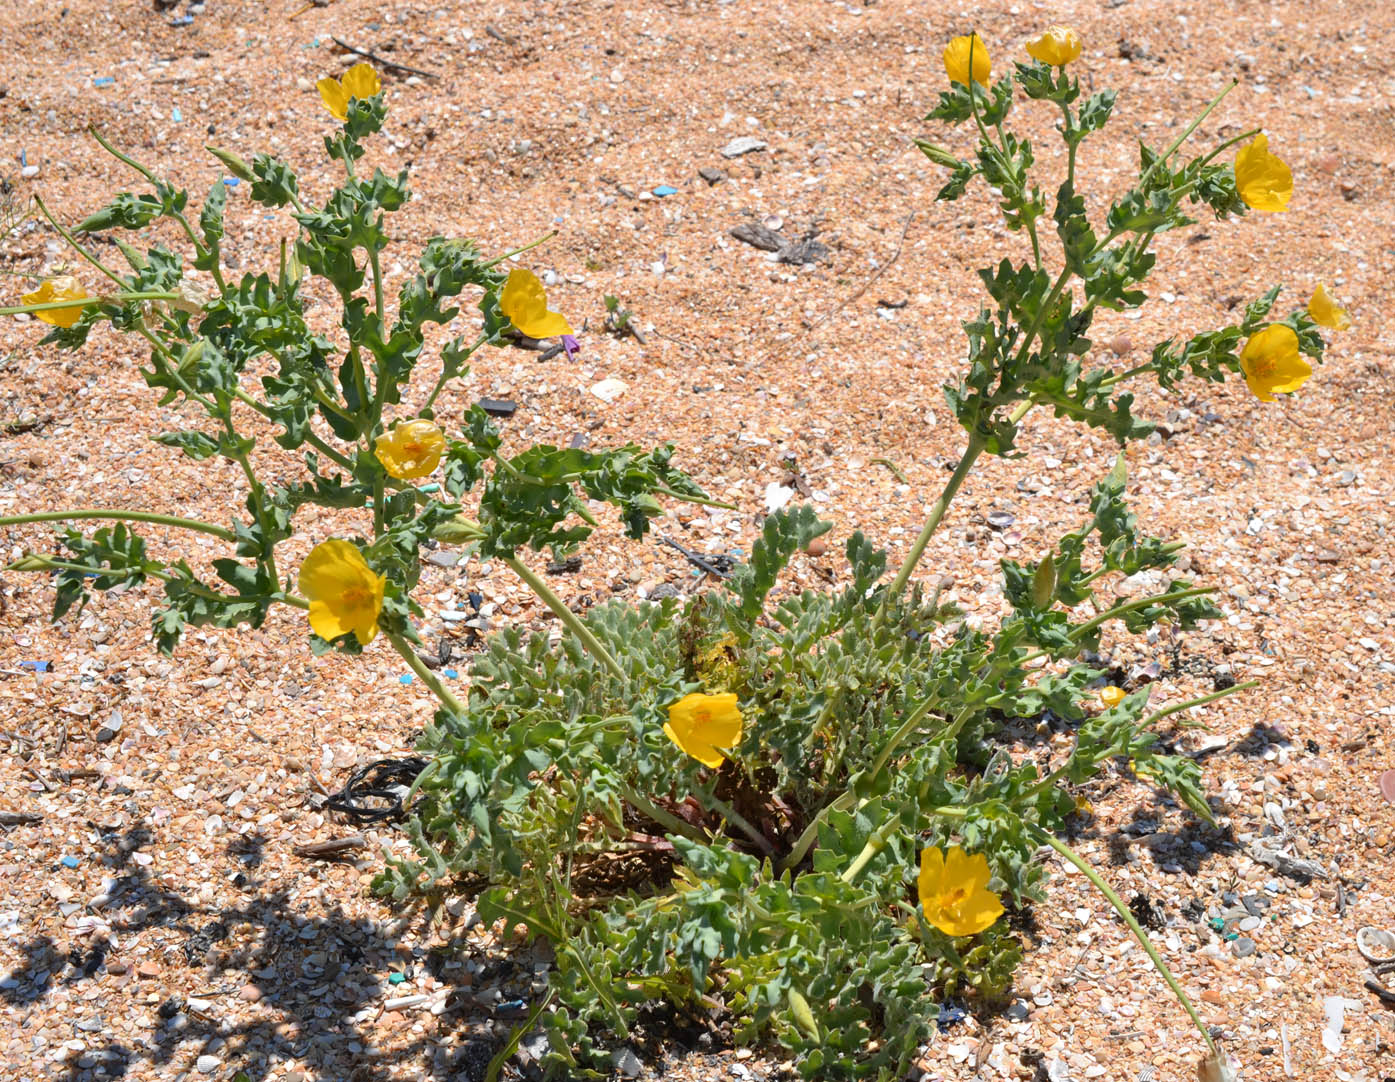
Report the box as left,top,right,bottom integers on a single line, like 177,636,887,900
1356,926,1395,965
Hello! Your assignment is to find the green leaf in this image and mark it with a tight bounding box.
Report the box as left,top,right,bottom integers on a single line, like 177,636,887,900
153,430,221,461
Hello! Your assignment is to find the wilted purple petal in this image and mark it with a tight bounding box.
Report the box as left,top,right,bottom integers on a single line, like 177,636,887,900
561,334,581,361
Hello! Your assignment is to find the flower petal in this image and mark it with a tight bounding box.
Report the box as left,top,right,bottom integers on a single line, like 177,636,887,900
499,268,574,339
308,599,351,642
341,62,381,102
317,76,349,121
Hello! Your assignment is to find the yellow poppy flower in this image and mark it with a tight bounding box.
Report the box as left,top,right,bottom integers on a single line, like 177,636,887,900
917,845,1005,937
1238,324,1311,402
1099,685,1126,708
664,692,743,769
21,276,89,328
943,33,991,87
374,419,446,480
1026,26,1082,67
317,62,382,122
299,539,386,645
1234,134,1292,213
498,268,574,339
1308,283,1351,331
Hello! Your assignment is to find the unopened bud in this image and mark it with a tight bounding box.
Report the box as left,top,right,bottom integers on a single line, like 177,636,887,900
916,140,961,169
8,555,54,572
1031,556,1056,608
786,989,820,1041
114,238,148,272
205,145,255,183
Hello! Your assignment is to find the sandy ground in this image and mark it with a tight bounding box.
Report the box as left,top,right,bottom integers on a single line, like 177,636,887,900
1,0,1393,1079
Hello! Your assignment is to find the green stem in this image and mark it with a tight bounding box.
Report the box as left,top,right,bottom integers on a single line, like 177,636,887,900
1030,826,1218,1057
618,783,705,843
1,291,180,317
420,334,487,413
781,791,855,874
372,473,386,537
1196,127,1262,170
1138,80,1238,191
32,195,127,287
368,245,385,326
385,631,467,716
706,795,774,857
1142,679,1256,728
840,813,902,884
503,555,627,682
0,508,236,541
1070,585,1214,644
478,230,559,272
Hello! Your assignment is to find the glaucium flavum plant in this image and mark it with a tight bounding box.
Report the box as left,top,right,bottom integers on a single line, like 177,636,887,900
3,30,1349,1082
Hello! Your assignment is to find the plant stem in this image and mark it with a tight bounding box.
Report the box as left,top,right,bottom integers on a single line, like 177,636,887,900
781,791,855,874
478,230,559,272
385,631,467,715
840,813,902,884
1069,585,1214,643
1138,80,1238,191
1031,826,1218,1057
0,508,236,541
0,291,179,318
706,795,774,857
618,783,705,843
32,195,127,287
503,555,627,683
1142,679,1256,728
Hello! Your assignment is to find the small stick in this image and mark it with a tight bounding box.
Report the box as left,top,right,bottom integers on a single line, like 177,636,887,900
659,535,731,580
0,811,42,826
870,457,911,485
293,834,368,859
329,37,439,80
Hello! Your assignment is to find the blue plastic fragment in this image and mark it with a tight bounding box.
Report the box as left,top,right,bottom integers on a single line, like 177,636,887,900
417,483,441,494
20,149,27,167
60,856,80,869
388,971,406,984
92,77,115,88
170,13,193,25
442,668,459,680
19,660,51,672
222,177,240,187
652,185,677,197
936,1002,968,1030
399,673,413,685
172,107,182,122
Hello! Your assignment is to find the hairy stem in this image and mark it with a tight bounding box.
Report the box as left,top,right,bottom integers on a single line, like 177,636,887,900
0,508,236,541
504,555,627,683
1031,826,1218,1057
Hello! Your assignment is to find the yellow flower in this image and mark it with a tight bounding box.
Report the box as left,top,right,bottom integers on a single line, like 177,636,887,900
664,692,743,769
1234,134,1292,213
498,268,574,339
317,62,382,122
943,33,991,87
1238,324,1311,402
21,276,89,328
1026,25,1082,67
1308,283,1352,331
374,419,446,480
1099,685,1126,708
299,539,386,645
917,845,1005,937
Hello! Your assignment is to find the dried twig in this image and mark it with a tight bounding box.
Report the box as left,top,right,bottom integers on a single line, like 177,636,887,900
329,37,440,80
293,834,368,859
0,810,42,826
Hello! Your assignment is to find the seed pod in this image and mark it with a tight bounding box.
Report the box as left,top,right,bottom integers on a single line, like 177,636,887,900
915,139,962,169
1031,556,1056,608
114,238,148,272
786,988,820,1041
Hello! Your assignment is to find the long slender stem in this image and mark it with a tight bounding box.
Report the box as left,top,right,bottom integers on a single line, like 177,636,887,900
1138,80,1238,191
477,230,559,272
33,195,126,287
385,631,467,715
618,783,705,843
1142,679,1256,728
1031,826,1218,1056
504,555,627,682
706,796,774,857
1069,585,1213,644
0,508,236,541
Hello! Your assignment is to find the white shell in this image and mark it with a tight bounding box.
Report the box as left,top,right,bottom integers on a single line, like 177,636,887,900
1356,926,1395,964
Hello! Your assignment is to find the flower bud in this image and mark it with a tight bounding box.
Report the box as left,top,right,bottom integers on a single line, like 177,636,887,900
205,145,255,183
916,140,961,169
8,555,54,571
114,238,148,272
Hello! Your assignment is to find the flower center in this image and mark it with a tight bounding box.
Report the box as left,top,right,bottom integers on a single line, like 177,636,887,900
341,586,371,607
403,440,424,456
1248,354,1276,378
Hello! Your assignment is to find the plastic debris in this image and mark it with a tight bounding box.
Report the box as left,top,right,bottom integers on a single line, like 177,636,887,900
222,177,240,187
60,856,80,869
398,674,413,685
170,13,194,25
443,669,459,680
172,107,182,122
92,76,115,87
388,971,407,985
416,482,441,494
652,185,677,197
19,660,52,672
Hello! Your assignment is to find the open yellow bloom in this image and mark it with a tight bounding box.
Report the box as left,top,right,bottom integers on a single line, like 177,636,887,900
918,845,1005,937
1026,26,1082,67
498,268,573,339
664,692,743,769
1308,283,1352,331
21,276,89,328
317,62,381,121
374,419,446,480
1239,324,1311,402
1099,685,1126,708
1234,134,1292,212
943,33,991,87
299,539,386,645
